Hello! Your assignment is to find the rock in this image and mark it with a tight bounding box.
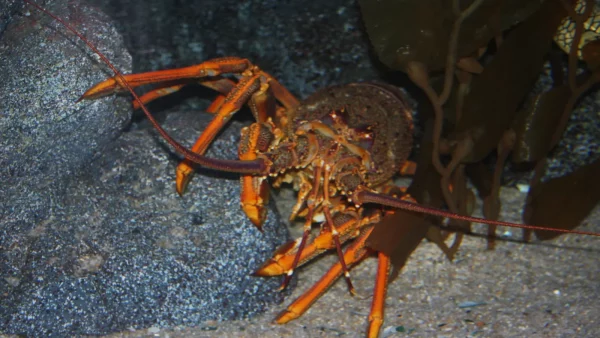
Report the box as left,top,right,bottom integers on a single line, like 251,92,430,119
1,1,289,336
2,108,289,336
1,0,131,225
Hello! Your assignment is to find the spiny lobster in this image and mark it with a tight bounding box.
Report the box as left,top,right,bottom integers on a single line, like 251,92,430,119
24,1,600,337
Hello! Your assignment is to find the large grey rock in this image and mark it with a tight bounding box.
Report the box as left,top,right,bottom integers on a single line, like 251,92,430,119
1,1,289,336
1,0,131,224
1,1,21,33
2,109,289,337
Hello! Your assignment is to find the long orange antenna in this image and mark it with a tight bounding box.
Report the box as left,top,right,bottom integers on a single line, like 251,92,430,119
356,189,600,237
23,0,266,175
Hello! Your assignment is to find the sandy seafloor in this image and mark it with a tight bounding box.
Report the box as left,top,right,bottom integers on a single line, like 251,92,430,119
91,183,600,338
4,185,598,338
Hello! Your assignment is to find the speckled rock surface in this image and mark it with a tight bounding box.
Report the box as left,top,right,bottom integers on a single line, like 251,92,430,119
1,1,22,32
1,0,131,226
1,108,290,336
1,1,289,336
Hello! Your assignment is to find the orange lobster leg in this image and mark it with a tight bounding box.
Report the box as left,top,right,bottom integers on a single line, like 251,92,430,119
322,166,355,293
132,78,236,111
177,73,297,195
275,227,373,324
288,174,312,221
175,73,263,194
238,123,275,228
79,57,253,100
239,174,270,229
205,94,226,114
261,73,299,110
255,212,369,276
132,83,185,110
278,165,324,290
235,82,281,228
367,252,391,338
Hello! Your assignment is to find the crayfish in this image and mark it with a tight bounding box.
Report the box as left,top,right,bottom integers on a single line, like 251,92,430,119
25,1,600,337
76,58,600,336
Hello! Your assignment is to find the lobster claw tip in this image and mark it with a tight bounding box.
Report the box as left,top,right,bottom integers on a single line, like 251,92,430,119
175,182,187,196
252,222,264,233
275,309,299,324
175,164,195,195
250,266,271,277
253,259,285,277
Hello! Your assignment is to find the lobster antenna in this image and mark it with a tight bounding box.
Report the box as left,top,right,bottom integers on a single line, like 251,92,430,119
23,0,266,175
355,190,600,237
